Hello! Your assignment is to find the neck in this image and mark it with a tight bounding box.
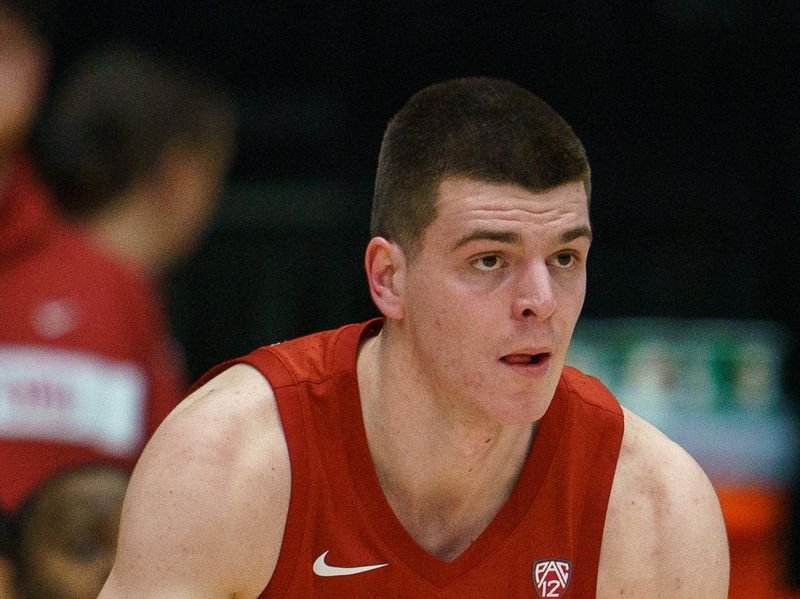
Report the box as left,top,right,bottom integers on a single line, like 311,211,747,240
357,332,535,560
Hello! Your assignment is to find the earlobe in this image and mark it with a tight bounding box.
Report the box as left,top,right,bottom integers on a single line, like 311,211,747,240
364,237,405,320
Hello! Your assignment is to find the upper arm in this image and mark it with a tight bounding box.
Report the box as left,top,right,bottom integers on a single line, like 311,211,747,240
99,364,290,599
598,408,729,598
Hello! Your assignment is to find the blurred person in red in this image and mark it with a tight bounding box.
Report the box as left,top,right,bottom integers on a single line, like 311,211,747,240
0,2,236,515
1,10,236,595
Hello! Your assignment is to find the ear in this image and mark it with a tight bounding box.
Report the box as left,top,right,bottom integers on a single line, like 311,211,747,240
364,237,406,320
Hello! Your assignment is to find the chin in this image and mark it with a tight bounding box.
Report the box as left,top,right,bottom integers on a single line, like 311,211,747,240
487,393,553,426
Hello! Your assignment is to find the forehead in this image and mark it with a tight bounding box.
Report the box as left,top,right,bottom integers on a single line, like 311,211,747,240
427,176,590,245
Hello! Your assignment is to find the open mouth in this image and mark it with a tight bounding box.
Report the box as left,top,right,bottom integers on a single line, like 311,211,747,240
501,353,550,365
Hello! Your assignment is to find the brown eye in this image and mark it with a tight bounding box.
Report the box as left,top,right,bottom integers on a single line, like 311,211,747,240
554,253,575,268
473,255,503,271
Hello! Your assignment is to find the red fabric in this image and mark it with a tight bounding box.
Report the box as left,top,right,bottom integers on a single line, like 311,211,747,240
199,319,624,597
0,159,185,510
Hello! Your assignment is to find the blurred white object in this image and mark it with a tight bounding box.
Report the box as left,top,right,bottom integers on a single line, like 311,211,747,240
568,317,796,485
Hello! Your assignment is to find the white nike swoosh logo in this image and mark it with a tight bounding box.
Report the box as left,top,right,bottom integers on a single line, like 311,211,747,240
312,550,388,577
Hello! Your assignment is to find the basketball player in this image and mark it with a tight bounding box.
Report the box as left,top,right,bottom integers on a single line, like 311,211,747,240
100,78,729,598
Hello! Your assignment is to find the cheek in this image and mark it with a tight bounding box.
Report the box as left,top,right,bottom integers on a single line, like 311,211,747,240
555,273,587,314
407,274,495,347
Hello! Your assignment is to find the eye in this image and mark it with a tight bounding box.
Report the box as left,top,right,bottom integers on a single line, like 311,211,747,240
552,253,577,268
472,255,504,272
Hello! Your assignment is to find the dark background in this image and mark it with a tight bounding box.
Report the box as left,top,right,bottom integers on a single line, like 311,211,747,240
39,1,799,380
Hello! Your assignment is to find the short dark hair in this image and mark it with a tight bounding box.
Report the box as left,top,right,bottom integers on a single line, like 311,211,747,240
37,43,237,217
371,77,590,257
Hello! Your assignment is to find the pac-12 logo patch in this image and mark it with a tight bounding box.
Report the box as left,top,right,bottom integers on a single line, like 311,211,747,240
532,559,572,598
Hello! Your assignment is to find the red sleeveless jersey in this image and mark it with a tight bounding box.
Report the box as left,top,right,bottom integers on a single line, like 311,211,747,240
202,319,624,598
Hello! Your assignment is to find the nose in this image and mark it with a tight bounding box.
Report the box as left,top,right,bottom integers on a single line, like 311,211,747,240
511,261,557,321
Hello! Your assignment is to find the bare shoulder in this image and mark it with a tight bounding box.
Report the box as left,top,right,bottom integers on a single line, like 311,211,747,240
100,364,290,599
597,407,729,598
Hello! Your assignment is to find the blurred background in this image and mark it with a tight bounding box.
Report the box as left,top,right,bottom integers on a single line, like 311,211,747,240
10,0,800,596
37,0,798,371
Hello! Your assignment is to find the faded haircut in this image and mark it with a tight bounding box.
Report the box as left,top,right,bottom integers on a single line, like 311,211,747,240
371,77,590,258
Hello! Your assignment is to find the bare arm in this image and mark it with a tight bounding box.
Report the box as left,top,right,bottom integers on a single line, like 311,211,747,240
598,408,729,598
99,364,290,599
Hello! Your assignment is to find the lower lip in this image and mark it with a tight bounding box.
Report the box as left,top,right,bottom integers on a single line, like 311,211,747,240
501,354,551,378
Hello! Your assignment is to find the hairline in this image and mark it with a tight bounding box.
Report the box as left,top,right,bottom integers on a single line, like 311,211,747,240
398,174,592,262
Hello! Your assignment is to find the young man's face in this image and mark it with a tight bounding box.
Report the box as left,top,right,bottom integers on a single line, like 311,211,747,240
0,6,48,164
397,176,591,425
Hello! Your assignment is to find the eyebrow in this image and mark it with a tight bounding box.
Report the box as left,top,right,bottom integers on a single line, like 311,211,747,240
452,225,592,251
560,225,593,244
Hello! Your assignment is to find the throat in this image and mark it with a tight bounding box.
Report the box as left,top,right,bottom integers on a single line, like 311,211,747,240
358,336,537,561
384,488,501,562
375,427,534,562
